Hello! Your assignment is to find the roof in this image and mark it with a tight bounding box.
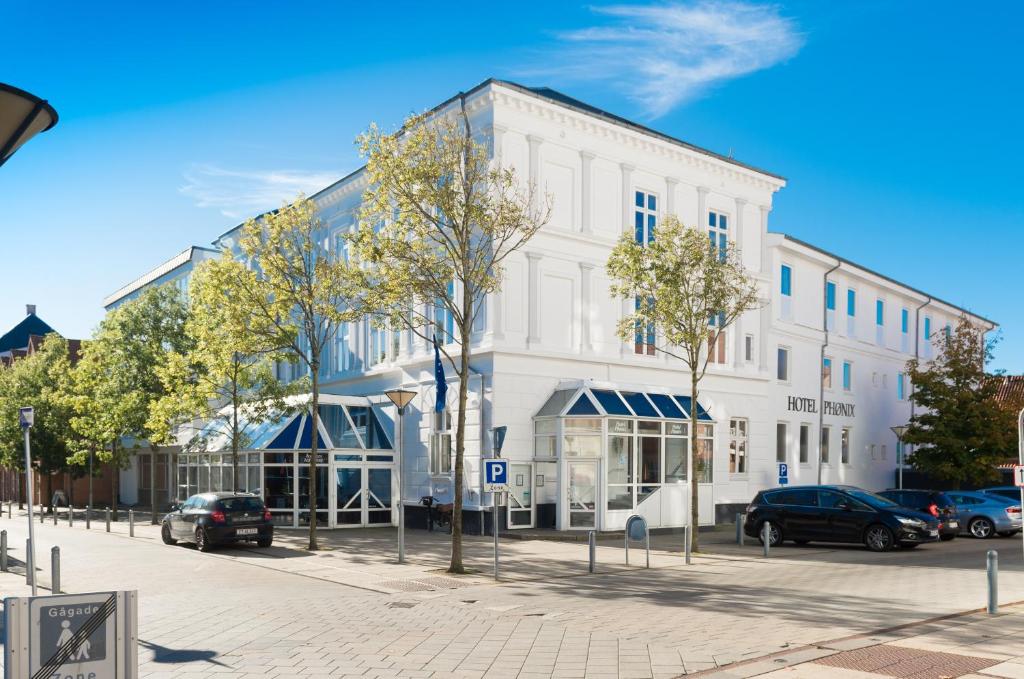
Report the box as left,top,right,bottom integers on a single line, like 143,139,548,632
212,77,784,244
103,245,218,308
777,233,997,327
995,375,1024,408
0,313,55,353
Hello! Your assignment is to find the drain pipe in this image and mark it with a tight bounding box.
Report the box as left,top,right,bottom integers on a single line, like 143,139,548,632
906,296,931,487
818,259,841,485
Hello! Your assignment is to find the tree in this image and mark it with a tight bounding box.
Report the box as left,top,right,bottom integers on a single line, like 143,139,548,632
0,335,78,509
607,216,760,552
70,286,192,522
904,315,1013,488
150,262,304,492
353,105,549,573
200,196,362,550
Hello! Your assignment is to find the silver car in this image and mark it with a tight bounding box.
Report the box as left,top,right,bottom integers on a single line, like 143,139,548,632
946,491,1023,538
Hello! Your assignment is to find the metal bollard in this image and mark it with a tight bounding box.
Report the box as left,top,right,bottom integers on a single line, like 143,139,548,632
68,506,73,528
129,509,134,537
588,530,596,573
86,505,91,530
51,546,60,594
987,550,998,615
1,529,7,572
736,513,745,546
685,524,692,565
40,508,44,524
105,507,111,532
53,507,57,526
762,521,771,558
25,539,32,585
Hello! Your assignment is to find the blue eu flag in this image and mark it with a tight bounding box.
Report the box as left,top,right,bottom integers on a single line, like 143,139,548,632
433,335,447,413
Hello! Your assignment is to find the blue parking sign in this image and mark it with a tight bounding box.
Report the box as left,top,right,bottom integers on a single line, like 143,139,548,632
778,463,788,478
484,459,509,492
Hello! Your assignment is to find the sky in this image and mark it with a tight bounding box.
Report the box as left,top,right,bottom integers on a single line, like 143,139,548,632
1,1,1022,372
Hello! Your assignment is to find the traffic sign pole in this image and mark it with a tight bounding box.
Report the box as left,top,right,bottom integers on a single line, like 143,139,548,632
1016,408,1023,562
21,407,37,596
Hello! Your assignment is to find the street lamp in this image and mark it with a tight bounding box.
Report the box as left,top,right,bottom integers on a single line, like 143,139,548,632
19,406,37,596
384,388,416,564
891,425,908,490
0,83,58,168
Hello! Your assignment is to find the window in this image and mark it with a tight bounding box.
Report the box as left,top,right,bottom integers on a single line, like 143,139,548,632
729,418,748,473
780,265,792,296
776,422,787,462
842,361,852,390
870,444,877,460
876,300,884,326
881,444,887,460
707,330,726,364
826,281,836,311
744,334,754,362
822,357,832,389
708,211,728,259
841,427,851,464
335,322,353,373
534,419,557,457
924,316,932,338
944,324,952,340
799,424,810,464
634,190,657,245
777,347,790,381
368,323,388,366
872,372,878,387
901,308,909,334
821,426,831,464
634,297,656,356
430,410,452,474
434,282,455,343
847,289,856,316
897,372,905,400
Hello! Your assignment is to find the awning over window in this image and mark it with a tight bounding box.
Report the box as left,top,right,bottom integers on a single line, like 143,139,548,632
184,395,394,452
535,383,713,421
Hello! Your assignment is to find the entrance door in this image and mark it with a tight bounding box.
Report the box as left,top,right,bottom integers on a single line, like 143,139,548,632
333,465,394,527
507,462,534,528
567,460,598,529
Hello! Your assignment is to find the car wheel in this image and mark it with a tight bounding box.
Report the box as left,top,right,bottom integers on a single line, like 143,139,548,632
256,537,273,548
196,527,213,552
939,534,956,542
161,523,177,545
864,524,895,552
969,517,995,539
758,522,783,547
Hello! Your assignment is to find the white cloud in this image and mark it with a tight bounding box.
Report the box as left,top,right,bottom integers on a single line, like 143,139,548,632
533,2,803,118
180,164,340,218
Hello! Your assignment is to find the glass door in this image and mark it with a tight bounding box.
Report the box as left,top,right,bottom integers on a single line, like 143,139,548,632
507,462,534,528
567,460,598,529
332,465,394,527
365,466,393,526
334,466,362,526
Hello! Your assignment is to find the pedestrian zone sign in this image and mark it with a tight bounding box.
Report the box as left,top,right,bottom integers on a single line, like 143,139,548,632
1014,464,1024,488
484,459,509,492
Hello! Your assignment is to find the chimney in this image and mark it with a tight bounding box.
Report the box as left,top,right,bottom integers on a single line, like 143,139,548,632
26,304,36,316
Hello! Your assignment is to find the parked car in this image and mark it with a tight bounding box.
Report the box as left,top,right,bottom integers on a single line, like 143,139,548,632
980,486,1023,502
944,490,1022,539
161,492,273,551
744,485,940,552
878,489,960,541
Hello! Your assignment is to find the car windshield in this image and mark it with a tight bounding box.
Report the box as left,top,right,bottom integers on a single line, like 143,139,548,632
846,489,898,509
218,497,265,513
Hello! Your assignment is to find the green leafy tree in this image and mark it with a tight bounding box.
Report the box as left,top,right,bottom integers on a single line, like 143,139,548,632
71,285,192,522
150,261,304,493
607,216,761,552
200,196,362,550
354,106,549,573
0,335,78,509
904,316,1013,488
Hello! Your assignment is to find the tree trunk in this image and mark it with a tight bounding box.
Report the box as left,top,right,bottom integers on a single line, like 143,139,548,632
232,399,240,493
448,319,471,574
689,370,700,553
150,445,159,524
308,366,320,551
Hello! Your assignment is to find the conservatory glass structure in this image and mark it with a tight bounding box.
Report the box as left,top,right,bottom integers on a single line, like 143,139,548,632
177,395,395,528
532,382,716,531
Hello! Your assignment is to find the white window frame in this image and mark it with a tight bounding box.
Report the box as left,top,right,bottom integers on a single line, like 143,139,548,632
729,418,748,475
777,346,791,383
634,189,658,246
430,410,453,475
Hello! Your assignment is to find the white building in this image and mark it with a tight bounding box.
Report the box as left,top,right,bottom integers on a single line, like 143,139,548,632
106,79,995,532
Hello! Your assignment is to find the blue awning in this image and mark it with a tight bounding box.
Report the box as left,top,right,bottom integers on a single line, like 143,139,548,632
534,384,713,422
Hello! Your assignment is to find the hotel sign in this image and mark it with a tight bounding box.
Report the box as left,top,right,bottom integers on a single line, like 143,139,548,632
787,396,855,418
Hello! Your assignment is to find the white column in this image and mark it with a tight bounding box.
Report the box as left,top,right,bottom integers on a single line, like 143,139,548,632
733,197,746,253
527,251,542,348
697,186,709,231
620,163,634,236
759,305,770,372
733,315,744,369
491,124,506,163
579,262,594,354
759,205,771,274
665,177,679,217
487,289,503,343
527,134,542,190
580,151,595,234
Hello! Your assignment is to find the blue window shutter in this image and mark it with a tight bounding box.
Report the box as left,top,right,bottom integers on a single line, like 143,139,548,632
826,282,836,310
876,300,884,326
901,309,908,333
781,265,792,296
843,362,851,389
847,289,856,316
924,317,931,338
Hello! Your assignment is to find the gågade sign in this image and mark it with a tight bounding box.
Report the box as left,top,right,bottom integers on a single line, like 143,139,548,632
786,395,855,418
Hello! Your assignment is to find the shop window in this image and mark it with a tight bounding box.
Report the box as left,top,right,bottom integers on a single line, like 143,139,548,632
606,435,634,510
776,422,788,462
696,424,714,483
534,419,557,457
841,427,851,464
664,436,687,482
799,424,810,464
821,426,831,464
430,410,452,474
729,418,747,474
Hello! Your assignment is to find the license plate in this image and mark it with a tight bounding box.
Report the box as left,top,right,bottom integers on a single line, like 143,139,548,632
948,521,958,528
928,530,938,537
236,528,258,536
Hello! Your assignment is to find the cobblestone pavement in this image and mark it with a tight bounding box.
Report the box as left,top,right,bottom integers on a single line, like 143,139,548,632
1,508,1023,678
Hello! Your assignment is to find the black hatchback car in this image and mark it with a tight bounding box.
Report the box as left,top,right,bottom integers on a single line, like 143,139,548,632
744,485,940,552
162,492,274,552
878,489,960,541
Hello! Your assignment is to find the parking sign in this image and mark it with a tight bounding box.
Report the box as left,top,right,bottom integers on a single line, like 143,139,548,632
1013,464,1024,488
483,459,509,492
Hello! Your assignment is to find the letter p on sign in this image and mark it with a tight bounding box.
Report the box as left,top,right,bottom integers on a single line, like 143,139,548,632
484,460,509,492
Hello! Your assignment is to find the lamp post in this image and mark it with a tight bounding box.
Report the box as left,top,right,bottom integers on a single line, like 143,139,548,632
1017,408,1023,561
384,389,416,564
891,425,908,490
0,83,58,168
19,407,37,595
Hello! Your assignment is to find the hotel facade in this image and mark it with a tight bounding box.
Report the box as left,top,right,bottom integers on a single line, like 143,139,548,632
105,79,994,533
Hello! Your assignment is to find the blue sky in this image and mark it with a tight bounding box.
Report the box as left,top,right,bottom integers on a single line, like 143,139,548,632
2,1,1021,372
